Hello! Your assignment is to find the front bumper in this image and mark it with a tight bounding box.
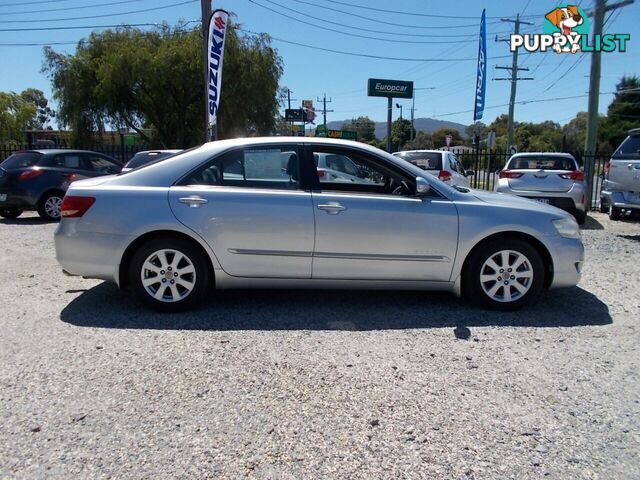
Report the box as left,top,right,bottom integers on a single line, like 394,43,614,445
601,189,640,211
548,235,584,289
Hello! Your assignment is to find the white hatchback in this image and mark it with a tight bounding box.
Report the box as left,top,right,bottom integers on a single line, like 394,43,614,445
393,150,472,188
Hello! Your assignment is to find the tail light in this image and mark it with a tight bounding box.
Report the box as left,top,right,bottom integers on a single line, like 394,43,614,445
438,170,452,182
499,170,524,179
68,174,79,183
559,170,585,181
317,169,325,178
60,195,96,218
18,168,44,181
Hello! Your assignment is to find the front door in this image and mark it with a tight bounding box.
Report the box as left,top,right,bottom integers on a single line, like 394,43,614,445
307,146,459,282
169,144,315,278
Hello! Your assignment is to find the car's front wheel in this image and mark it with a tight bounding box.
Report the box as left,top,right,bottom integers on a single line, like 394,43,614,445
0,208,23,219
129,236,210,312
37,192,64,221
463,238,544,311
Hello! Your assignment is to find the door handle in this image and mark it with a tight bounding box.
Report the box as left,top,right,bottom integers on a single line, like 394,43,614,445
178,196,208,207
317,202,347,214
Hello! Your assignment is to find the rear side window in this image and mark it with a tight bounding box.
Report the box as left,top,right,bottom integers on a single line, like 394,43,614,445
613,136,640,158
396,152,442,171
125,151,175,169
1,152,43,169
508,156,576,170
180,146,301,189
86,154,121,174
52,154,85,169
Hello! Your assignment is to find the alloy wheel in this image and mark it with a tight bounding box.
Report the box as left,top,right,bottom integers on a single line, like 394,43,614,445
140,249,197,303
45,196,62,219
479,250,534,303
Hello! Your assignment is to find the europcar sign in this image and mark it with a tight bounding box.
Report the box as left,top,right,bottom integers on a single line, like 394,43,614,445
367,79,414,99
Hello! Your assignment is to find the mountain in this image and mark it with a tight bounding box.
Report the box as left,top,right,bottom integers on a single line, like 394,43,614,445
326,117,468,140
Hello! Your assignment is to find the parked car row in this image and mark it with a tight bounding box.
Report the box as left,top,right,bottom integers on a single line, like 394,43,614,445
0,149,180,220
599,128,640,220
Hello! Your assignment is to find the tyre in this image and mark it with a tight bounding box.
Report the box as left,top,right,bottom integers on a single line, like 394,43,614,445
129,236,210,312
37,192,64,221
463,238,545,311
608,204,622,221
599,197,607,213
574,210,587,225
0,208,23,219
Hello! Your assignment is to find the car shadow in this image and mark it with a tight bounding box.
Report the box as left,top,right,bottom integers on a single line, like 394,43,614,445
618,234,640,242
0,217,55,225
60,283,612,331
580,214,604,230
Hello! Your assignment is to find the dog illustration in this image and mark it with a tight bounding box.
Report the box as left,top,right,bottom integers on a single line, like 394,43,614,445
545,6,584,53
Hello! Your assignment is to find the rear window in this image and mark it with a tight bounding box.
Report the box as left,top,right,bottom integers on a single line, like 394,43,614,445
612,135,640,158
1,152,43,169
395,152,442,170
124,151,177,169
508,156,576,171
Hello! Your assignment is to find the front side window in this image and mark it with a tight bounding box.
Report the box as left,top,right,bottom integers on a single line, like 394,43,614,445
180,146,300,189
313,148,413,196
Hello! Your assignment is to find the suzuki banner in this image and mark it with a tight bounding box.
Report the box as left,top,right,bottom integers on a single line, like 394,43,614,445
207,9,229,140
473,9,487,122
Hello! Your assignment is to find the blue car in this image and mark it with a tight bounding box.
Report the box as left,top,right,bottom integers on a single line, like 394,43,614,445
0,149,122,220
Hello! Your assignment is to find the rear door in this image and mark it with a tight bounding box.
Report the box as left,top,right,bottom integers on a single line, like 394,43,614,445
169,144,315,278
609,135,640,192
506,155,578,192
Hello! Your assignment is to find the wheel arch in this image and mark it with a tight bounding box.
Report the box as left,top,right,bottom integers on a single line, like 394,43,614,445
118,230,215,290
38,188,66,204
461,231,554,290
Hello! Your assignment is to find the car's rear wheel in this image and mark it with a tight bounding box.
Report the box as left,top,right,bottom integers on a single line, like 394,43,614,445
608,204,622,221
0,208,23,219
129,236,210,312
463,238,544,311
37,192,63,221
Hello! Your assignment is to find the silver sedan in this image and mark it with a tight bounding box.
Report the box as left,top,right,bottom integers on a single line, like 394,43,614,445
55,138,584,312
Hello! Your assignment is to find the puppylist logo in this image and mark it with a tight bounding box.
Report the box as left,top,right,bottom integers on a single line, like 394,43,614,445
510,5,630,54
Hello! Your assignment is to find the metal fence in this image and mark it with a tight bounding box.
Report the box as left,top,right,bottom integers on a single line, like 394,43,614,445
447,148,610,210
0,143,148,165
1,143,612,210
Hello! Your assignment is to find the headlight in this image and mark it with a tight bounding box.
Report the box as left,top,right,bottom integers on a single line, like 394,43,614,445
552,217,581,239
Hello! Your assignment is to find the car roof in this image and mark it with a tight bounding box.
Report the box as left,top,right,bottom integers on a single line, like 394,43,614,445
21,149,105,155
134,149,182,154
509,152,576,159
393,150,444,155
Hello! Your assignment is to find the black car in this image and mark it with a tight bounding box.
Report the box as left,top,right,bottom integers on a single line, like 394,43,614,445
0,149,122,220
121,149,181,173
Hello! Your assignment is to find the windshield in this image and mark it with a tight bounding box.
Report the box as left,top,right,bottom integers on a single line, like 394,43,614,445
394,152,442,171
1,152,43,169
612,135,640,158
507,156,576,170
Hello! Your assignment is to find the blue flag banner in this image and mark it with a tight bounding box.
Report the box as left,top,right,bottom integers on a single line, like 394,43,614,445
474,9,487,122
207,9,229,140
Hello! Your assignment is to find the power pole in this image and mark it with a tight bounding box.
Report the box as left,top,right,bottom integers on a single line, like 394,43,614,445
584,0,633,208
495,14,534,152
316,93,333,126
201,0,212,142
285,88,297,135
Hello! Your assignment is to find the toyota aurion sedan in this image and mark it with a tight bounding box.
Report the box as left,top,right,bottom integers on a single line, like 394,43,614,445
55,138,584,312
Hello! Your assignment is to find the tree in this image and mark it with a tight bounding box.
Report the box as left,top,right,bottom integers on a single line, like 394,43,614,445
432,127,463,148
402,131,434,150
391,118,414,150
342,116,376,142
601,75,640,152
19,89,55,129
0,91,37,142
43,21,283,147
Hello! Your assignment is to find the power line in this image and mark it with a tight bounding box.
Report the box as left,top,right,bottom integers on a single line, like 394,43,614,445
289,0,503,29
0,0,198,23
1,0,145,16
237,27,514,62
0,0,72,6
247,0,472,44
308,0,538,20
0,21,198,32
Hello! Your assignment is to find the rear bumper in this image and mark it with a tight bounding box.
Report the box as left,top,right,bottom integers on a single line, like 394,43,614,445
0,190,39,209
495,183,585,214
54,219,133,285
601,189,640,210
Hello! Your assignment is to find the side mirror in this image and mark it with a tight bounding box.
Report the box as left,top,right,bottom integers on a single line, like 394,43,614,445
415,176,431,196
465,170,476,177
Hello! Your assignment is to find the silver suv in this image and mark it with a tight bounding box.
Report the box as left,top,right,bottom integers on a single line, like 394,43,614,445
600,128,640,220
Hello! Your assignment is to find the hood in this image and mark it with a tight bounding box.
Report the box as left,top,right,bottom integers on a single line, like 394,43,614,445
470,189,571,218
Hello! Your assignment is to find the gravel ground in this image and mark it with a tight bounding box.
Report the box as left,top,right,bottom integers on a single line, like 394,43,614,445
0,212,639,479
